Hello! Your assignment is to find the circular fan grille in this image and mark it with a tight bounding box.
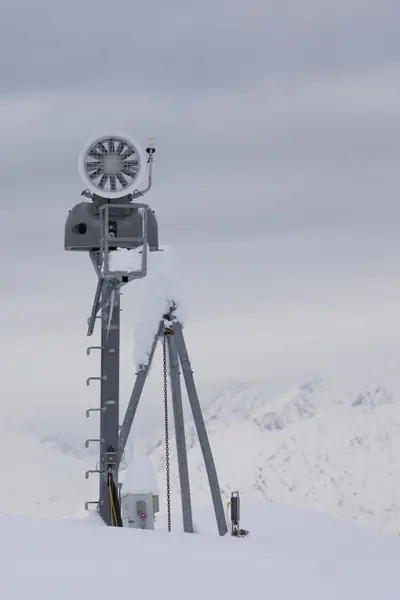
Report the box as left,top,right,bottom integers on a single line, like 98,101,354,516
83,136,141,195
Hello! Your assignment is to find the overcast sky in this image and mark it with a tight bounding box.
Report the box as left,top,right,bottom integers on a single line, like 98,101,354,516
1,0,400,441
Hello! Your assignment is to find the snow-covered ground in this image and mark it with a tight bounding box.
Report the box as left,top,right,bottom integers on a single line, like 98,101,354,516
1,502,400,600
0,419,89,519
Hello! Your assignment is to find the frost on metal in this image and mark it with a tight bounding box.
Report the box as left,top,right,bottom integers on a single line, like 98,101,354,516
134,245,186,369
108,247,142,273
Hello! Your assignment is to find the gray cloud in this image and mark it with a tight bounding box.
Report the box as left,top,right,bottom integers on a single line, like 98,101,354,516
1,0,400,440
0,0,398,93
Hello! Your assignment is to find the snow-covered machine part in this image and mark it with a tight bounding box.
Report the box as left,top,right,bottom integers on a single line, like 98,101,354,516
108,247,143,273
134,245,187,369
121,455,159,530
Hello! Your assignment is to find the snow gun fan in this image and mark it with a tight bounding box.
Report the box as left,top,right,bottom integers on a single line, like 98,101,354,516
78,133,147,199
64,132,229,537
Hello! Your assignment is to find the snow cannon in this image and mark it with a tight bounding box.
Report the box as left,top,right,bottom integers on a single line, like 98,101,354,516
66,133,160,527
65,133,159,256
66,133,228,536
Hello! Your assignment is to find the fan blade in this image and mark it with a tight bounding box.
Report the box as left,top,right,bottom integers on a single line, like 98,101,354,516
121,166,138,177
116,173,128,188
96,142,109,155
110,174,117,191
108,138,116,153
98,173,109,189
122,160,139,168
89,168,103,180
120,147,135,160
85,160,101,171
115,140,125,155
90,143,107,159
89,149,102,159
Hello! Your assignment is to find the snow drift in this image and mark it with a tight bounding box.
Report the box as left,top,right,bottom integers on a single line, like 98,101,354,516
1,502,400,600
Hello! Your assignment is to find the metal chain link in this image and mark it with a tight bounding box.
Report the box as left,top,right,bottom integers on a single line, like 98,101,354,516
163,334,171,532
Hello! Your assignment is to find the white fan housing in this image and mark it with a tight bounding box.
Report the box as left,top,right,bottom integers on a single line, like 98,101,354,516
78,133,146,198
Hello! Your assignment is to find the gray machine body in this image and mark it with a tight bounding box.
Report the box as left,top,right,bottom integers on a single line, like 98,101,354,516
121,493,159,530
65,196,159,251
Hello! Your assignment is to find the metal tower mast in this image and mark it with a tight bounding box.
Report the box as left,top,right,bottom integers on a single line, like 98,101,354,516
64,133,227,535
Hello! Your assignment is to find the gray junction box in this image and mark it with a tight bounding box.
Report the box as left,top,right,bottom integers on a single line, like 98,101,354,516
121,492,159,530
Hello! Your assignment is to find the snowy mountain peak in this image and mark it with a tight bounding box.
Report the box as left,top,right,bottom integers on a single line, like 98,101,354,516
147,378,400,535
253,377,323,431
351,385,394,408
7,377,400,537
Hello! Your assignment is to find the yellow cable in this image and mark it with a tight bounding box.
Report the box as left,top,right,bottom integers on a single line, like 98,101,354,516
108,473,119,526
109,475,115,526
113,493,119,525
112,501,118,526
111,489,118,525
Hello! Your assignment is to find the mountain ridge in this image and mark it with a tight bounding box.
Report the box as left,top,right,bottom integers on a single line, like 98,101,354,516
148,378,400,534
6,377,400,535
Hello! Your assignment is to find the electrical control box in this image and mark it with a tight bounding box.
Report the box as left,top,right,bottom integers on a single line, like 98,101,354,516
121,492,159,530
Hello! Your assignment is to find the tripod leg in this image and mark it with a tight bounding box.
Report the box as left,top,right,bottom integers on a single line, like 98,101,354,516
172,322,228,536
166,333,194,533
118,322,162,454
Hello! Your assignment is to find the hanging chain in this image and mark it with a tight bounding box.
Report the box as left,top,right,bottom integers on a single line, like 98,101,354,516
163,333,171,532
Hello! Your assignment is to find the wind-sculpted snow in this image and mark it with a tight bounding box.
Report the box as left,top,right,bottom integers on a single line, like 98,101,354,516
2,502,400,600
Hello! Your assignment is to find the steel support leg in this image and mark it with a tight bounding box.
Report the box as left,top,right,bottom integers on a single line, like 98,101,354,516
172,322,228,536
166,332,194,533
99,289,120,525
118,322,163,454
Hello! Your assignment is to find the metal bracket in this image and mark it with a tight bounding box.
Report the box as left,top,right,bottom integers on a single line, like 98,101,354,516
87,278,106,337
98,202,149,281
85,438,104,448
86,407,105,418
85,469,102,479
85,501,100,510
87,346,103,355
86,376,107,386
87,317,102,326
87,279,121,337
